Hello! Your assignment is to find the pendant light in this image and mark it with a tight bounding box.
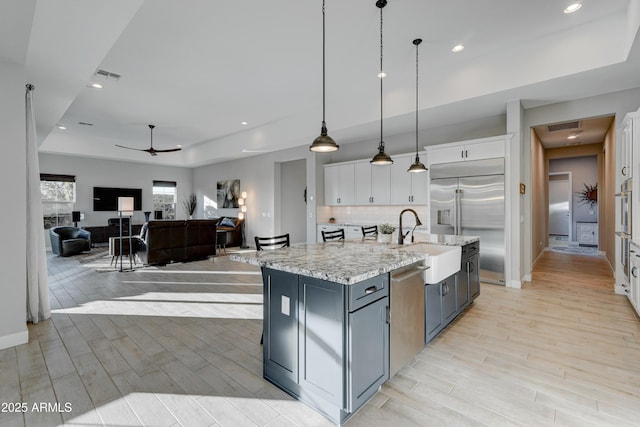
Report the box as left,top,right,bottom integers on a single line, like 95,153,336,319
370,0,392,165
310,0,339,152
408,38,427,173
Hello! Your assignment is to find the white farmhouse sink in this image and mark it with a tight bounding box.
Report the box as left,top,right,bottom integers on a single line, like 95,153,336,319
411,243,461,284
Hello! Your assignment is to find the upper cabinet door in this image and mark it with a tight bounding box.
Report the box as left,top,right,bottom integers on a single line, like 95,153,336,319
339,163,355,205
355,161,391,205
389,155,413,204
428,137,506,165
465,139,505,161
324,163,354,205
429,145,465,164
354,162,373,205
324,164,341,206
371,163,391,205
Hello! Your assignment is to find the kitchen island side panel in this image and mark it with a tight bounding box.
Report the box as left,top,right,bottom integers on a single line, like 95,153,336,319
263,268,299,387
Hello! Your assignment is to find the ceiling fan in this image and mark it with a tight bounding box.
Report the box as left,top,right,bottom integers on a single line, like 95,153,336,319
115,124,182,156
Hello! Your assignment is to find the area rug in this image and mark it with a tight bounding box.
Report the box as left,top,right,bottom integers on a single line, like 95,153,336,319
75,246,145,272
548,246,599,256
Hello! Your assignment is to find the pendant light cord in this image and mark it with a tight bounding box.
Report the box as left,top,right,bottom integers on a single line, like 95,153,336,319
415,40,419,154
379,3,384,148
322,0,326,126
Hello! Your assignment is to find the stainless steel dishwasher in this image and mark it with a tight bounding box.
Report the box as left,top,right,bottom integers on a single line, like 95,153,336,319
389,262,428,375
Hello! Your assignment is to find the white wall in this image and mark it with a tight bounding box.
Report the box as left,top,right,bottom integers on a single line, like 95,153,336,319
38,153,194,227
0,60,28,349
193,145,315,246
279,159,307,244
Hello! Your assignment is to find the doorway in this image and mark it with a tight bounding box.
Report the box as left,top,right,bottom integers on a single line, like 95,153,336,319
548,172,572,243
278,159,307,244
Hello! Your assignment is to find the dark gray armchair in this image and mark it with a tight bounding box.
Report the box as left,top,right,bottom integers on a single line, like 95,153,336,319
50,226,91,256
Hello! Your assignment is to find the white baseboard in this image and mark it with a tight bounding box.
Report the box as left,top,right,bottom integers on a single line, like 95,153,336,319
507,280,522,289
0,329,28,350
522,274,532,282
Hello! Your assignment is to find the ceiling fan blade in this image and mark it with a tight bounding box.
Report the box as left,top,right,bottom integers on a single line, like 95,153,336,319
152,147,182,153
115,144,146,152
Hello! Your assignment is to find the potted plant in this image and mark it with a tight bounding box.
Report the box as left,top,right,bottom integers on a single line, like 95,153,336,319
183,193,197,219
378,223,395,244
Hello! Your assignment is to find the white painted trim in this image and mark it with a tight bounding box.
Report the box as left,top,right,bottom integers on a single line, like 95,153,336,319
0,329,28,350
522,274,532,282
508,279,522,289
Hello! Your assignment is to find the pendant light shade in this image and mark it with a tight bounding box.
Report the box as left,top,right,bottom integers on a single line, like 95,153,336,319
408,38,427,173
310,1,339,153
371,0,392,165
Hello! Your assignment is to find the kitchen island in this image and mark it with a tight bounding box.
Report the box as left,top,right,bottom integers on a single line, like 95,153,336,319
230,237,479,424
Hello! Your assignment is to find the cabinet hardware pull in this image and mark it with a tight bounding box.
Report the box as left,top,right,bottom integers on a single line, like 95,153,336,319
365,286,378,294
465,150,468,158
461,150,464,159
633,267,638,278
622,166,627,176
385,306,390,324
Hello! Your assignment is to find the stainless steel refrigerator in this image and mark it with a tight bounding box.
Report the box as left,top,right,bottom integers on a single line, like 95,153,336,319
430,158,505,285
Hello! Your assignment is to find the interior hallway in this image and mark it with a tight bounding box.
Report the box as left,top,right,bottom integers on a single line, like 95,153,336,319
0,250,638,426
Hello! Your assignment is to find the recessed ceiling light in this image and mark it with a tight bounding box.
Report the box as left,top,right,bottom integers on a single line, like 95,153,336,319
89,83,103,89
452,44,465,53
176,144,183,148
56,125,66,130
564,2,582,14
377,71,387,79
567,134,578,139
241,121,248,126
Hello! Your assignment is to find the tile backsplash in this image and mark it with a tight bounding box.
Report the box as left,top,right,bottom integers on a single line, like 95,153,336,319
317,205,428,227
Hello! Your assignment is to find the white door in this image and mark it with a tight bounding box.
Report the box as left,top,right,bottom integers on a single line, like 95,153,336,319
549,177,570,236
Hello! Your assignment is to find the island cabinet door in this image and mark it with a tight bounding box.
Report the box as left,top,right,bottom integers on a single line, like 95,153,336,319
263,268,299,387
425,283,443,343
442,275,457,323
347,296,389,412
298,276,345,408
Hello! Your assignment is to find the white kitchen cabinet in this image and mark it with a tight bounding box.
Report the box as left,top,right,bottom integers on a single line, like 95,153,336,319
427,136,505,165
354,161,391,205
389,154,428,205
324,163,355,206
576,222,598,246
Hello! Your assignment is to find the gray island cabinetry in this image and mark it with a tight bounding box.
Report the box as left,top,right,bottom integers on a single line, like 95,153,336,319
262,268,389,423
231,242,426,424
425,241,480,343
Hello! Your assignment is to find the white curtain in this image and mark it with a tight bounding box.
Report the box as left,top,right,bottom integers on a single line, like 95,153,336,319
25,84,50,323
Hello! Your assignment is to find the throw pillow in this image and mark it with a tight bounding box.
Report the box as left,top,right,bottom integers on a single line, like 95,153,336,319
219,217,237,228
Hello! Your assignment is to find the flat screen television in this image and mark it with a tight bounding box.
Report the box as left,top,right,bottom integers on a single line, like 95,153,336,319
93,187,142,211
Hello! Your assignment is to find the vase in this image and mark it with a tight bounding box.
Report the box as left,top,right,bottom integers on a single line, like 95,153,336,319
377,233,392,244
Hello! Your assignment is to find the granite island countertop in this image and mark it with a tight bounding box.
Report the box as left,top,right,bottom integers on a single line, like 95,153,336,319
229,241,429,285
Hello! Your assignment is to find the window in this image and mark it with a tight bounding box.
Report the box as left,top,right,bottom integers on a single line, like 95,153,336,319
203,195,218,219
40,174,76,229
153,180,177,219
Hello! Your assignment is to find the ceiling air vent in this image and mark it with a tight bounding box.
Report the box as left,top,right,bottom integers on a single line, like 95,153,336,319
78,121,94,126
547,121,581,132
95,69,121,81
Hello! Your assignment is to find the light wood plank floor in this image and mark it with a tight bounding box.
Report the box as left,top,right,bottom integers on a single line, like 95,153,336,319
1,250,638,426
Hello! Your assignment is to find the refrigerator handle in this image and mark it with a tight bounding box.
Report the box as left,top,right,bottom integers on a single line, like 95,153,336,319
455,189,463,235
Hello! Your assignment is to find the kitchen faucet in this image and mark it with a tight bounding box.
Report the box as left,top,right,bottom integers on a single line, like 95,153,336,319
398,208,423,245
